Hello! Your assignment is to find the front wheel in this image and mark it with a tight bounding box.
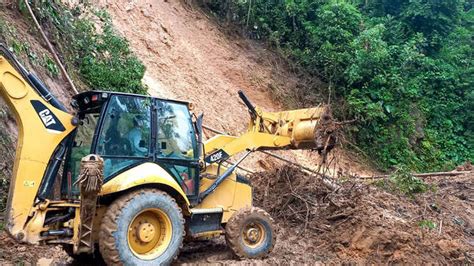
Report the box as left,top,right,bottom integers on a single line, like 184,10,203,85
225,207,276,259
99,189,184,265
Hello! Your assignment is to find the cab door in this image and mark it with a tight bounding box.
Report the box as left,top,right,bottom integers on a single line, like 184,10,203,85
93,95,153,181
154,99,200,201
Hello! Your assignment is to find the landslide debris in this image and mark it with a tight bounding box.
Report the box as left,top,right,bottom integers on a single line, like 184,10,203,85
0,232,69,265
249,166,474,264
176,166,473,265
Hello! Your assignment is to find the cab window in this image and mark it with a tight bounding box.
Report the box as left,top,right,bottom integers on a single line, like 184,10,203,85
156,100,198,195
96,95,152,178
156,101,196,160
63,113,98,197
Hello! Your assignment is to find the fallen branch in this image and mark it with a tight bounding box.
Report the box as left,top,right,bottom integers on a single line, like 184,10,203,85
24,0,79,94
357,171,471,179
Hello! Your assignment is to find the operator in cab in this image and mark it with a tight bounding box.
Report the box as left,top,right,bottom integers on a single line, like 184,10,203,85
128,115,148,157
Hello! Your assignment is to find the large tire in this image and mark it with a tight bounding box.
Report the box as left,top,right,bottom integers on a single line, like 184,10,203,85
225,207,276,259
99,189,184,266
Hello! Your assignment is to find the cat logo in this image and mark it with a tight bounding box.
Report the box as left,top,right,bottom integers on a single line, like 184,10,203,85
31,100,65,133
39,109,56,127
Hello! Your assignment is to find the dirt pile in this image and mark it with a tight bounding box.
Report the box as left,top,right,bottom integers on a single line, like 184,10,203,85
0,232,69,265
248,166,474,264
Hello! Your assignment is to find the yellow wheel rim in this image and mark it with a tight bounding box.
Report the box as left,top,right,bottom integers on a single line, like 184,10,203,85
127,208,172,260
242,221,266,248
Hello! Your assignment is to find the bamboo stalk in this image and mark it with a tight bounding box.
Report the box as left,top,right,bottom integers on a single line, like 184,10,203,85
357,171,471,179
24,0,79,95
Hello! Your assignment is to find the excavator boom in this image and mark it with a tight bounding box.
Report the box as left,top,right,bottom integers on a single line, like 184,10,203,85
0,45,76,242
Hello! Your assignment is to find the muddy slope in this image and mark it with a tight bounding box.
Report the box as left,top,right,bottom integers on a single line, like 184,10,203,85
96,0,374,176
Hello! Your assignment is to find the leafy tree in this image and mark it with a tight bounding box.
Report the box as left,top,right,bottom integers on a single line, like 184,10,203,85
203,0,473,171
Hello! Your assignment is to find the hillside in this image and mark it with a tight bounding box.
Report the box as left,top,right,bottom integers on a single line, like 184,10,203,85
98,0,373,176
0,1,472,265
201,1,473,172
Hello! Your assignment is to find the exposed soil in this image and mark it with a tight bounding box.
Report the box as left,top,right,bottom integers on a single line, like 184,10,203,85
0,232,69,265
1,1,472,265
95,0,376,177
175,168,474,264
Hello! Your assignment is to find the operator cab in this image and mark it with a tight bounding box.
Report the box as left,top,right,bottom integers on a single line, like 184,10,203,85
64,91,200,200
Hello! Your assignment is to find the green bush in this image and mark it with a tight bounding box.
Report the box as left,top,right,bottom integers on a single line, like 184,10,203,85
28,1,147,94
389,167,429,196
201,0,473,171
374,166,430,197
418,219,437,230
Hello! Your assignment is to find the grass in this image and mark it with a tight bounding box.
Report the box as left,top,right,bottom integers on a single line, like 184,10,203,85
418,219,437,230
0,18,58,77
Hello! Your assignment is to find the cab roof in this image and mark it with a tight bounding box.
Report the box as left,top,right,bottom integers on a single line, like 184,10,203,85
72,90,191,113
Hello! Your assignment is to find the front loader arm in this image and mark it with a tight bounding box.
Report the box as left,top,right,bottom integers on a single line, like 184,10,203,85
203,91,334,159
0,45,76,242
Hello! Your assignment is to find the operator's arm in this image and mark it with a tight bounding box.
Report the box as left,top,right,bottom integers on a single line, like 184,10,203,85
129,129,148,155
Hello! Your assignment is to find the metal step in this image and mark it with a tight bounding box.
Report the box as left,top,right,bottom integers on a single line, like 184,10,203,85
190,208,223,215
188,208,224,236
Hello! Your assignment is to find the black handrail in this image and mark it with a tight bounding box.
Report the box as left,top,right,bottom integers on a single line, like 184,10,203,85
238,90,257,119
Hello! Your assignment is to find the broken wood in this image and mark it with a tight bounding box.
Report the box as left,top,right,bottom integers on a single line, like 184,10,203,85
24,0,79,95
357,171,471,179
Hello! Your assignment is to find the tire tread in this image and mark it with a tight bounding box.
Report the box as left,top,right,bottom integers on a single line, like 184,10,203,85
225,207,276,259
99,189,185,265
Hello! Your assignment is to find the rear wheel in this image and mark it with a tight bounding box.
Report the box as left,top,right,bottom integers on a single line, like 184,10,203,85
99,189,184,265
225,207,276,259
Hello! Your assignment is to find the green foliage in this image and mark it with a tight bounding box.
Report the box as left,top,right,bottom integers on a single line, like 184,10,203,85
418,219,437,230
389,167,429,196
42,54,59,77
0,157,10,214
1,12,69,79
29,1,147,94
374,166,430,197
203,0,473,171
0,173,8,213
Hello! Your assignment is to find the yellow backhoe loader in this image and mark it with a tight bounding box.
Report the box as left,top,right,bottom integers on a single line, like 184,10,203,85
0,44,334,265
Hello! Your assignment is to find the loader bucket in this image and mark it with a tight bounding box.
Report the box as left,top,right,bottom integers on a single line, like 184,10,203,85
265,106,336,153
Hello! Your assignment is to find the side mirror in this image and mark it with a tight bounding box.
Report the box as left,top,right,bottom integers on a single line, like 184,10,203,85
195,113,204,158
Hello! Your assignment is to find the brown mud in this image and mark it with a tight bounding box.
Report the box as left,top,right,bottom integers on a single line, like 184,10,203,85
175,167,474,264
0,1,472,265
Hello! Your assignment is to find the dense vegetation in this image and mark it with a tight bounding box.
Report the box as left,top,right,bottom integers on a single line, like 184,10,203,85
203,0,473,171
25,1,147,94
